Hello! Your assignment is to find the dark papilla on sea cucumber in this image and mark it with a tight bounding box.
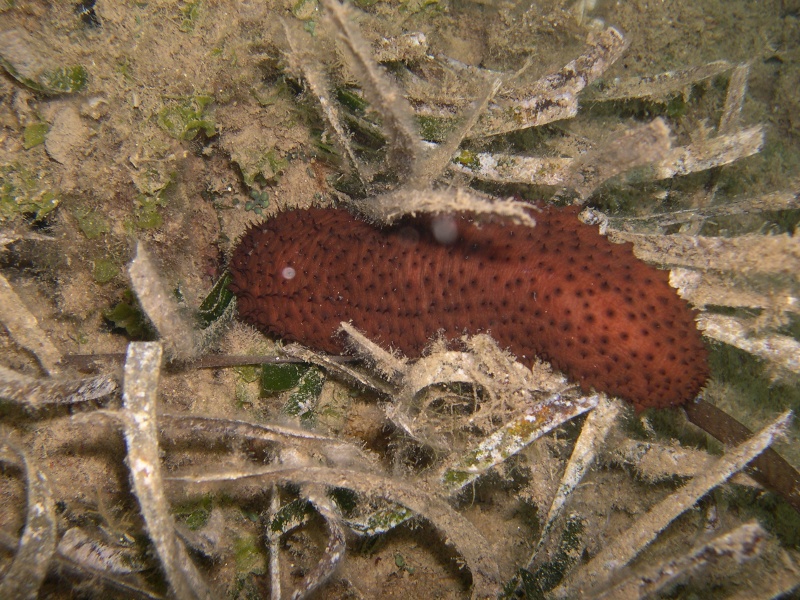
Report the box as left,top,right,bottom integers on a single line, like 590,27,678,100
229,206,709,410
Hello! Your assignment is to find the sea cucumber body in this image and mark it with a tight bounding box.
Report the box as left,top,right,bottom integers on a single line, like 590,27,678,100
229,206,708,410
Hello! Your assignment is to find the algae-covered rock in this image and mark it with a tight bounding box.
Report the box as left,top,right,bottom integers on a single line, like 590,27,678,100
0,29,87,95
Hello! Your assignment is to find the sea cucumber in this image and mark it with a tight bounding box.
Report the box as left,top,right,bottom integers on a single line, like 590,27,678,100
229,206,708,410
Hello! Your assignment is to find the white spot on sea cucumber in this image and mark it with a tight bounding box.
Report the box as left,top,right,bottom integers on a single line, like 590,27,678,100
431,215,458,245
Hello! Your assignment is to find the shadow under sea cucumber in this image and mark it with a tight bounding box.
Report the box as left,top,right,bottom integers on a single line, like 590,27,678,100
229,205,709,410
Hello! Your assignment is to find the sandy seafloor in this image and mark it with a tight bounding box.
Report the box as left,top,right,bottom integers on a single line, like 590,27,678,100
1,0,799,598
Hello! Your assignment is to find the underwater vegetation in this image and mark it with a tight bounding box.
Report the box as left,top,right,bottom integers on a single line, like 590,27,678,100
0,0,799,598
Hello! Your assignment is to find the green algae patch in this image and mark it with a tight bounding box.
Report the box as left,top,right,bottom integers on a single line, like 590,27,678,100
416,114,458,143
23,122,49,149
92,258,120,284
454,148,481,171
233,532,265,574
174,494,213,531
261,362,310,394
75,208,110,239
104,292,154,339
441,468,472,488
179,0,203,33
125,193,169,231
230,147,286,187
0,163,59,222
157,95,215,141
244,189,270,215
40,65,88,94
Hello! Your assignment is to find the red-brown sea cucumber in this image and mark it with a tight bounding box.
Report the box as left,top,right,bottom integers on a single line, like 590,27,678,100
229,206,709,410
